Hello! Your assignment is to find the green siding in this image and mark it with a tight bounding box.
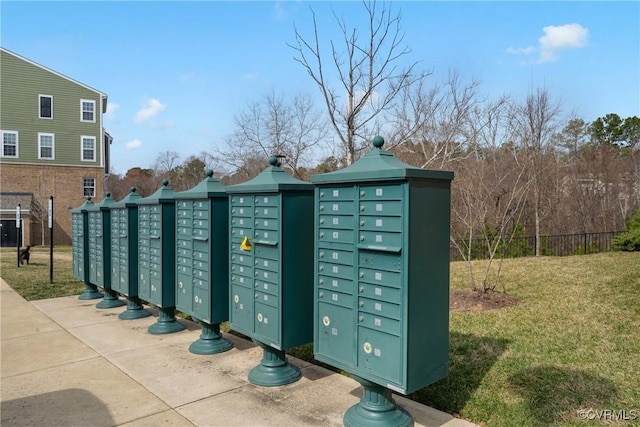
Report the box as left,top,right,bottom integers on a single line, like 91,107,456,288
0,49,105,167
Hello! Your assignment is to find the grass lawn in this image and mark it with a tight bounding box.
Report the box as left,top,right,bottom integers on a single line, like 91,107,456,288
1,247,638,426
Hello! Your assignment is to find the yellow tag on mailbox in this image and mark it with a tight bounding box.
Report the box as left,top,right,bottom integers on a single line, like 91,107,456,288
240,236,252,251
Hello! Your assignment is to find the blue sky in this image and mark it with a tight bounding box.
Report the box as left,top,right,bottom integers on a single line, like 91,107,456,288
2,1,639,174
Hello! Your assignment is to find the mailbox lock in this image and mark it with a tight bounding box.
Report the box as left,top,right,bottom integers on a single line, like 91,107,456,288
360,272,365,278
320,219,324,224
319,279,324,284
363,342,372,354
360,206,365,211
359,316,364,322
319,265,324,271
359,286,364,292
232,266,236,271
361,191,366,196
234,294,239,303
320,192,324,198
255,210,259,215
320,232,325,238
255,260,259,265
359,302,364,307
257,313,263,322
360,220,365,226
319,252,324,258
319,292,324,298
255,293,258,299
360,236,365,241
322,316,330,326
232,220,236,224
320,205,324,211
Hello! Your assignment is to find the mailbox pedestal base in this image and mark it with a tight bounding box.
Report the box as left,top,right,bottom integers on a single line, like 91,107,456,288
343,376,412,427
96,289,126,309
248,341,301,387
148,307,185,334
189,322,233,355
119,297,152,320
78,282,103,300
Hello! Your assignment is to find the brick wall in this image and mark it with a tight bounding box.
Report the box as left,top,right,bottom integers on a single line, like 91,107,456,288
1,163,104,245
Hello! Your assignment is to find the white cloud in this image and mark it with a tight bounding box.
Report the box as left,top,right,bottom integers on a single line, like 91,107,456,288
105,102,120,120
539,23,589,63
150,120,176,130
134,98,166,123
125,139,143,151
507,23,588,64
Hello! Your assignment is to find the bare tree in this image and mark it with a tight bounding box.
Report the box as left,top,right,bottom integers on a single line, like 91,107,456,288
289,0,426,165
451,154,531,292
390,70,484,169
511,88,562,255
215,92,327,180
152,150,181,176
449,97,532,292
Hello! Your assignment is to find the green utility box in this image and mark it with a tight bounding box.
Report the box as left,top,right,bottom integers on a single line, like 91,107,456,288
310,136,453,426
174,170,232,354
226,156,314,386
137,180,185,334
110,187,152,320
86,193,125,309
71,197,102,300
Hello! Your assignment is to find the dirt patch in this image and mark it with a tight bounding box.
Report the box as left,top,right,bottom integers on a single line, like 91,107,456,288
450,289,519,312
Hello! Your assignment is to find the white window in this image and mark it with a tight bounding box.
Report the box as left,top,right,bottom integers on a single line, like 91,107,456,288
81,99,95,122
83,177,96,197
1,131,18,157
38,133,55,160
39,95,53,119
81,136,96,161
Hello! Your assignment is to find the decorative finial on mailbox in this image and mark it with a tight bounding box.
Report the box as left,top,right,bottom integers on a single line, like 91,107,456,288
372,135,384,149
105,192,111,197
269,154,285,167
130,186,137,193
162,179,169,187
206,169,214,178
86,195,92,201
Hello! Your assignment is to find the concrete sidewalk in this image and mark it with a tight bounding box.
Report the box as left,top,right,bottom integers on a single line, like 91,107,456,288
1,278,476,427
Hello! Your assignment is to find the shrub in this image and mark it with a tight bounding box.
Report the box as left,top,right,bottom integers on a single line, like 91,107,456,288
612,209,640,251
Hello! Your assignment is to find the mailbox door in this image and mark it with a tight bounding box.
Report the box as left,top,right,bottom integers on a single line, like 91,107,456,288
314,183,408,391
110,209,121,292
229,193,282,345
87,212,98,285
175,199,212,322
71,213,85,281
138,205,151,300
314,186,357,366
229,194,257,336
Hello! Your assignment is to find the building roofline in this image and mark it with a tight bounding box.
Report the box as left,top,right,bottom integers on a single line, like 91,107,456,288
1,47,108,103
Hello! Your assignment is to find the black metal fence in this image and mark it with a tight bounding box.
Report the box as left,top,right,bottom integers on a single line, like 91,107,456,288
450,231,622,262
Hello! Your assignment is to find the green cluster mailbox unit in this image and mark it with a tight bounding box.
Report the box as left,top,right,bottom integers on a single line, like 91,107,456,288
137,180,185,334
174,170,232,354
71,197,103,300
311,136,454,426
110,187,152,320
86,193,125,309
226,156,314,386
